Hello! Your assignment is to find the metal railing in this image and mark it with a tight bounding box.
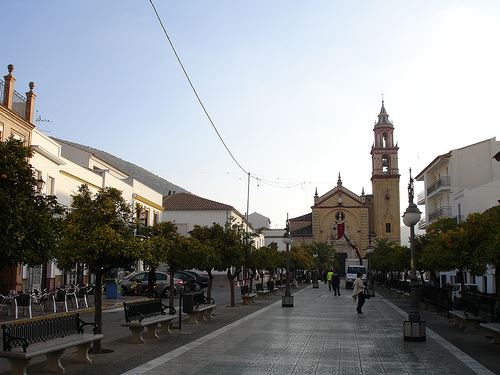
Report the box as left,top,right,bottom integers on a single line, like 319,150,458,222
2,312,96,352
382,281,500,323
427,176,451,195
12,89,26,118
428,206,452,222
0,79,4,104
417,191,425,203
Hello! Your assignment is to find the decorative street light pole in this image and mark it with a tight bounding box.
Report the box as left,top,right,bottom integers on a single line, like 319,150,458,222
366,234,375,298
282,215,294,307
402,168,426,342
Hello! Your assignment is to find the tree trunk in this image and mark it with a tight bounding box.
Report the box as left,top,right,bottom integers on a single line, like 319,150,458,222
94,268,103,353
495,265,500,298
169,268,175,309
458,269,466,298
227,269,235,307
206,269,213,299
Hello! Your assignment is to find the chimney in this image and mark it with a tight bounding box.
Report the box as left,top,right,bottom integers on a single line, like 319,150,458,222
3,64,15,109
25,82,36,123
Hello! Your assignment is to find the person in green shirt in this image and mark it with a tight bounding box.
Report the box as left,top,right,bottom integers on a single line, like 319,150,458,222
327,270,334,292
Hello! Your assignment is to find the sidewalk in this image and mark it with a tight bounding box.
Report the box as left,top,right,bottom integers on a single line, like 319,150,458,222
119,286,491,375
1,286,494,374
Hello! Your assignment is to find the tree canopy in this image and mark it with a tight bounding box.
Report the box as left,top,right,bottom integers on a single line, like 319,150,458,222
0,137,62,269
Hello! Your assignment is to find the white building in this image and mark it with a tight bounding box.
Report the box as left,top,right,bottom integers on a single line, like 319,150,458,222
162,192,264,248
27,129,169,290
415,137,500,293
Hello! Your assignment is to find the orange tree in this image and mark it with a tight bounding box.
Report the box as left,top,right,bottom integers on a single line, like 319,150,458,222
479,206,500,296
216,222,246,307
289,244,314,277
56,185,142,352
0,137,63,274
188,224,222,299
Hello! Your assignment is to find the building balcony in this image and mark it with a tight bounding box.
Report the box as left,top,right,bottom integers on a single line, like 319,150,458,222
426,176,450,199
428,206,452,222
417,191,425,205
418,218,427,230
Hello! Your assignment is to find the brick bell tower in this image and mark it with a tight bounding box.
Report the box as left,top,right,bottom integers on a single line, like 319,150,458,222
370,100,401,243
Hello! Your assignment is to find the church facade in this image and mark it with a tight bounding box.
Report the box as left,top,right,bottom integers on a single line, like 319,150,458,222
289,101,401,259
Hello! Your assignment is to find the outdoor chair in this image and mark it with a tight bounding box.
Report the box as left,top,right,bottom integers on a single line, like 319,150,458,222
76,287,89,308
0,293,13,315
52,289,69,313
14,293,32,319
65,286,79,309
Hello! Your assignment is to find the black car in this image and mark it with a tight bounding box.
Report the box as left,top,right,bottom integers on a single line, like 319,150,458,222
183,270,209,289
173,271,199,293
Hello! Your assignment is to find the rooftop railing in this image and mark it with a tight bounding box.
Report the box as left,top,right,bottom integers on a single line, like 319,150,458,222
12,88,27,118
0,79,4,104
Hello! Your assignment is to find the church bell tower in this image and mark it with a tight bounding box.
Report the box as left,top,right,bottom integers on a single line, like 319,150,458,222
371,101,401,243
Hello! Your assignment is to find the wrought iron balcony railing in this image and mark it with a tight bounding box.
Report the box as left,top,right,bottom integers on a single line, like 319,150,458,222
428,206,452,222
426,176,450,196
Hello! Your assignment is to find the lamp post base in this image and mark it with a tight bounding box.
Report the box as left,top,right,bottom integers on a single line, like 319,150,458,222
282,295,294,307
403,320,426,342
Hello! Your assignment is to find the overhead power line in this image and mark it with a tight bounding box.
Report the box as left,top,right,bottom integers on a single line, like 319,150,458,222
148,1,314,192
148,0,248,175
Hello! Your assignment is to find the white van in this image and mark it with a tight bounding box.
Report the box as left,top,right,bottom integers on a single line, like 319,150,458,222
345,265,366,289
451,283,479,301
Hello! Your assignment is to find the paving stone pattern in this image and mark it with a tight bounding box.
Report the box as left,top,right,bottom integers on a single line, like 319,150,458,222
139,287,477,375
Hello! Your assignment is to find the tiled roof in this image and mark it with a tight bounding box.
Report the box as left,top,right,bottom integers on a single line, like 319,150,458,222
163,192,235,211
291,224,313,237
290,213,312,221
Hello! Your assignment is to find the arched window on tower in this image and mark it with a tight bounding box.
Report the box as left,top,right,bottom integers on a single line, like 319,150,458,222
382,132,388,148
382,155,390,174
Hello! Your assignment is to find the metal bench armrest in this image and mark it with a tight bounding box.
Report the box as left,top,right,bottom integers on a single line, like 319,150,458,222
162,303,176,315
123,303,145,323
2,329,29,353
77,314,99,334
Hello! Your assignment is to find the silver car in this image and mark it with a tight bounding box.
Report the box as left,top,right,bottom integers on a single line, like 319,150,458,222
119,271,183,297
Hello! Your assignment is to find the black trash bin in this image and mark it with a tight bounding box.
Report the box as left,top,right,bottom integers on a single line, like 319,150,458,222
193,291,204,306
183,293,194,313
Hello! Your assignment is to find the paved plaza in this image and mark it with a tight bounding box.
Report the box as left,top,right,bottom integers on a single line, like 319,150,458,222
1,285,496,374
121,286,492,375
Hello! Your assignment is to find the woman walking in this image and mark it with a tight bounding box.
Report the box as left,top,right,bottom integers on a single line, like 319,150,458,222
352,272,366,314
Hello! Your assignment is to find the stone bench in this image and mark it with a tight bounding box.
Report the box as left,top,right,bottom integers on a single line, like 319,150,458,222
257,290,270,299
242,293,257,305
449,310,486,331
479,322,500,344
0,312,102,375
121,298,176,344
186,304,216,324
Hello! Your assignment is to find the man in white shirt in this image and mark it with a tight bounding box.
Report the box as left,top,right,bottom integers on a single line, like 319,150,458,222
352,272,366,314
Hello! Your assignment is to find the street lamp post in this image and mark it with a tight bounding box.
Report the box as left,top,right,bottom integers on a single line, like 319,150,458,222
366,235,375,298
402,168,426,342
282,215,294,307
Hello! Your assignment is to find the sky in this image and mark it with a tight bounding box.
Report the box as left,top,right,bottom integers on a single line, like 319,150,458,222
3,1,499,232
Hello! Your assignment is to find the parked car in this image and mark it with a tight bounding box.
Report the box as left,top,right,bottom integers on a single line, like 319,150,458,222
183,270,209,289
173,271,200,293
119,271,183,297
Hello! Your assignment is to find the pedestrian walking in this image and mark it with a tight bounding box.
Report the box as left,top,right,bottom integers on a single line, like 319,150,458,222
332,271,341,296
352,272,366,314
327,269,334,292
